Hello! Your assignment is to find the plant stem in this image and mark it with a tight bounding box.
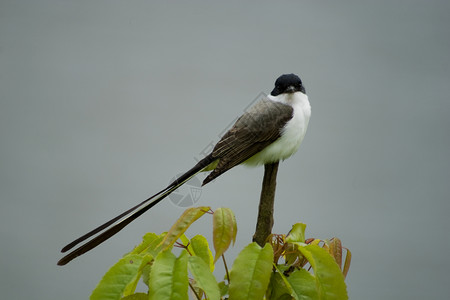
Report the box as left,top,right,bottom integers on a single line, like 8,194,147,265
189,282,201,300
253,162,279,247
222,254,230,283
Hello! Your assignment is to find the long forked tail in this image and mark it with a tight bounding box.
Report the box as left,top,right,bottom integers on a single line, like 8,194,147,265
57,154,215,266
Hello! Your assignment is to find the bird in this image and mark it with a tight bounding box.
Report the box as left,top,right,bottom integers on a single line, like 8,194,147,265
58,73,311,265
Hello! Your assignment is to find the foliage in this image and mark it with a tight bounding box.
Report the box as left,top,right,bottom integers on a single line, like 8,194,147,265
90,207,351,300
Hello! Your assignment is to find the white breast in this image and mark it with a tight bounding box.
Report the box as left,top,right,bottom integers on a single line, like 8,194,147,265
244,92,311,166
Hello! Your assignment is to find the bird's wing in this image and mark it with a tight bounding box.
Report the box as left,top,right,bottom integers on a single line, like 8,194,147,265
203,98,293,184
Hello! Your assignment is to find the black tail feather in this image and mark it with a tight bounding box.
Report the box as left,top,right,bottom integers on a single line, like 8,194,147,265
58,154,215,265
60,188,168,253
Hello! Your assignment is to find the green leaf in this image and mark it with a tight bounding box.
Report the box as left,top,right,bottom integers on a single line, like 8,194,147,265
228,242,274,300
266,268,293,300
128,232,166,258
122,255,153,296
91,254,149,300
141,263,151,288
148,250,189,300
286,223,306,243
278,295,295,300
158,206,210,251
129,232,159,255
188,235,214,272
213,207,237,262
295,244,348,300
146,233,167,256
178,233,190,247
188,256,221,300
218,281,228,297
120,293,148,300
286,269,318,300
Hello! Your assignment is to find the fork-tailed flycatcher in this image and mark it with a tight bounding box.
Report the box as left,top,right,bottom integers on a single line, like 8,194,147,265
58,73,311,265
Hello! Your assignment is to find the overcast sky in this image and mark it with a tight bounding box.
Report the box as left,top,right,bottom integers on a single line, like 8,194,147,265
1,1,449,299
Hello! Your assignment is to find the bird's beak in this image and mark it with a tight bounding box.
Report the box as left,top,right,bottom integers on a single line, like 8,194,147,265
286,86,296,93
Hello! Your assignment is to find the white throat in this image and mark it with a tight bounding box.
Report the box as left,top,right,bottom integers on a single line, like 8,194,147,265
268,91,309,107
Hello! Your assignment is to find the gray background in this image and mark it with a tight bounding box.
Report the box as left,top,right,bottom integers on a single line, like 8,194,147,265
1,0,449,299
